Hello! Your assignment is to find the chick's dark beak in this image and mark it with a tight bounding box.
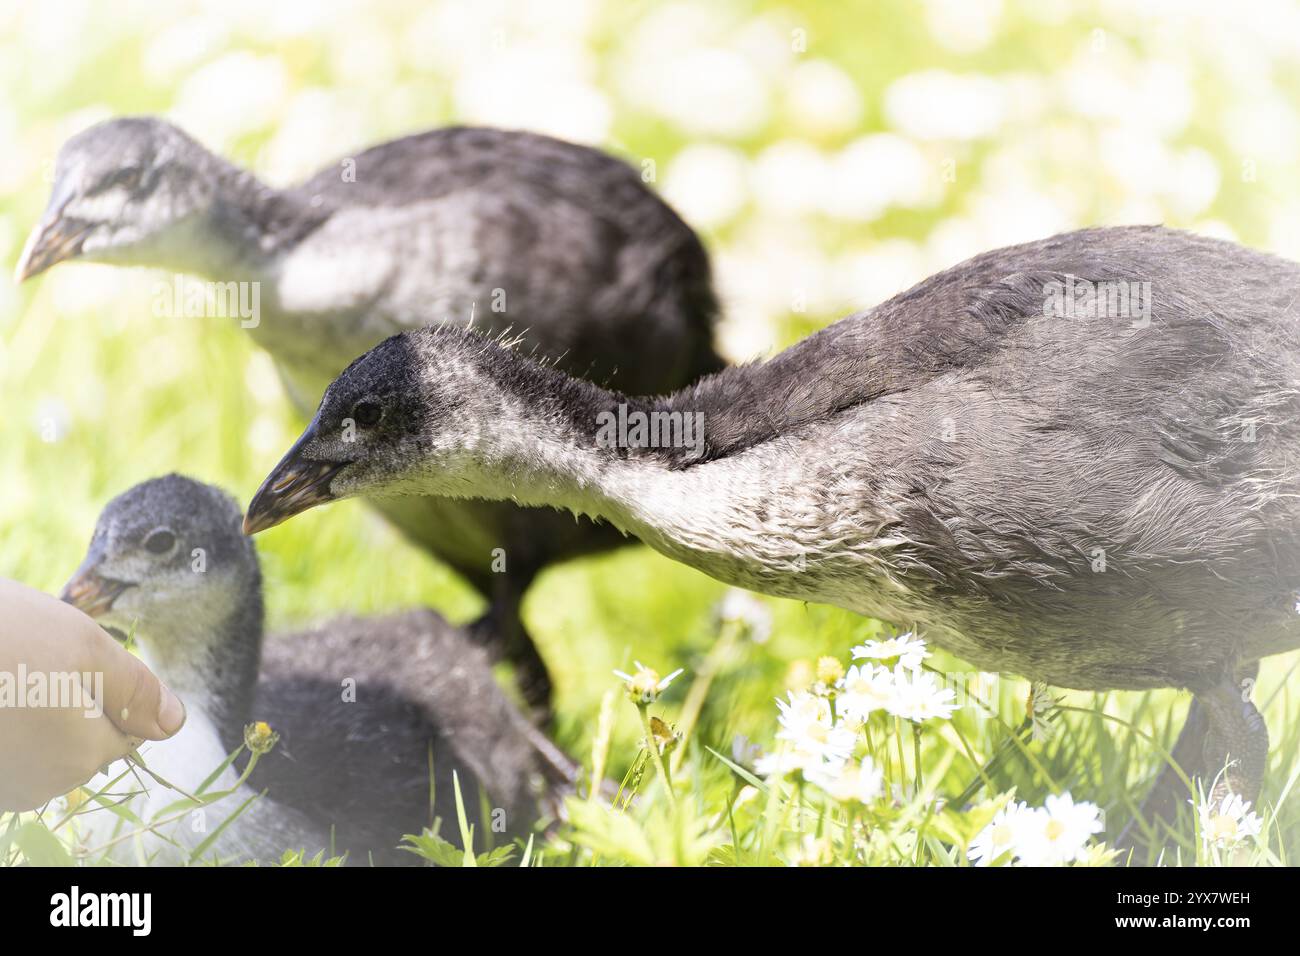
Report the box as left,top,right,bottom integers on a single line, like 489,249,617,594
15,182,86,282
60,556,134,619
243,426,347,535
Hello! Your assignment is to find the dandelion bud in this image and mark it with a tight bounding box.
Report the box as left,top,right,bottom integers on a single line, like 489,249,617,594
244,720,280,756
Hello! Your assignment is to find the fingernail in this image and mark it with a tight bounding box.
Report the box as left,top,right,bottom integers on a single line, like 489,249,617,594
157,684,186,735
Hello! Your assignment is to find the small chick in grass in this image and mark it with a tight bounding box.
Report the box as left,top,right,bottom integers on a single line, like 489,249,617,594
21,117,728,718
61,474,576,865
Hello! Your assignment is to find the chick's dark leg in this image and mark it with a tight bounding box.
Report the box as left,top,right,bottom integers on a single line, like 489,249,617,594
1115,696,1207,856
1198,666,1268,806
468,571,553,726
1117,663,1266,859
502,620,555,729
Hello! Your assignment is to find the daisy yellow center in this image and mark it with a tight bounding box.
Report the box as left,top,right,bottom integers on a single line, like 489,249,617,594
1045,819,1066,842
1210,815,1239,842
817,657,845,684
629,671,660,696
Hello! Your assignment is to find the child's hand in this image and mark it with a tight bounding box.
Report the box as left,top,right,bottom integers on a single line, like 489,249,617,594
0,578,185,811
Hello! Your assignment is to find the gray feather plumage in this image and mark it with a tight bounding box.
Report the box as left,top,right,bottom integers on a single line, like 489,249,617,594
40,117,725,708
311,225,1300,695
78,475,576,865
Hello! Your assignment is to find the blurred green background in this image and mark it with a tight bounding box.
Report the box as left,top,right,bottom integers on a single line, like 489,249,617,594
2,0,1299,849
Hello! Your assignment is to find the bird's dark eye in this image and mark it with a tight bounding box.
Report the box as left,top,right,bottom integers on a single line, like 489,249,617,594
91,166,144,196
352,400,382,428
116,166,143,191
143,529,176,554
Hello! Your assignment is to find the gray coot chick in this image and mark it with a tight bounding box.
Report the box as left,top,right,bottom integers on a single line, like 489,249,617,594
244,225,1300,846
21,117,724,714
62,475,577,865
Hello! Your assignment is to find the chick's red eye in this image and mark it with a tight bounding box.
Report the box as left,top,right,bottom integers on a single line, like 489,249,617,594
352,401,382,427
144,529,176,554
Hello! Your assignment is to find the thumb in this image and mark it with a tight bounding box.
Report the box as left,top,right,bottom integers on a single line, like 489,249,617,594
84,627,186,740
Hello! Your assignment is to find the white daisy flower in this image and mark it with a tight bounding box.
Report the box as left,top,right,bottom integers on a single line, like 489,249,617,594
1014,793,1104,866
754,745,821,777
837,663,896,721
807,756,884,804
851,632,930,672
774,689,833,740
886,666,957,722
777,691,858,760
717,588,773,643
760,690,857,777
968,800,1032,866
1197,792,1263,851
613,661,684,705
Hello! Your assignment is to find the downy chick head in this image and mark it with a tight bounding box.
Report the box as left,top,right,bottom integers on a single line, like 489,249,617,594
62,475,261,659
243,329,509,534
16,117,223,280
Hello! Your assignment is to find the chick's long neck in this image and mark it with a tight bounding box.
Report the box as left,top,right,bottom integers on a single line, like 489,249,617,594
140,154,324,283
134,590,265,758
458,357,778,584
